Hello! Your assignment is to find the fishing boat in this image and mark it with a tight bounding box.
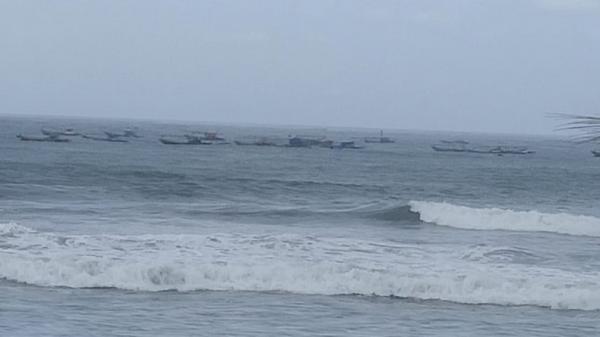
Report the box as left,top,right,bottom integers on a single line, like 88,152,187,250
330,141,363,149
203,132,225,141
82,134,128,142
432,141,534,155
487,146,535,155
105,128,141,138
17,134,70,142
234,136,278,146
159,138,209,145
159,135,211,145
441,140,469,145
235,140,273,146
431,145,466,152
122,128,141,138
364,130,395,143
41,128,80,137
182,131,226,142
287,135,332,148
431,140,469,152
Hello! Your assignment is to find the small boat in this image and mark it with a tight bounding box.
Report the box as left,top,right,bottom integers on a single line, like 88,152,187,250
41,128,80,137
364,130,395,143
122,128,141,138
159,135,211,145
431,140,468,152
82,134,128,142
159,138,208,145
330,141,363,149
467,146,535,155
431,145,467,152
201,132,225,141
440,140,469,145
183,131,226,142
287,136,332,148
318,139,335,148
105,128,141,138
432,141,534,155
17,134,70,142
235,140,271,146
487,146,535,155
593,150,600,157
288,137,315,148
234,136,278,146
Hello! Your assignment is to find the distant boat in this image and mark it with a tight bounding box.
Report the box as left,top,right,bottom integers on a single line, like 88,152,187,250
440,140,469,145
432,141,534,155
82,134,128,142
182,131,226,142
431,144,467,152
287,135,332,148
41,128,80,137
364,130,395,143
17,134,70,142
486,146,535,155
593,150,600,157
202,132,225,141
159,134,212,145
431,140,469,152
234,140,274,146
234,136,278,146
159,138,209,145
330,141,363,149
122,128,141,138
104,128,141,138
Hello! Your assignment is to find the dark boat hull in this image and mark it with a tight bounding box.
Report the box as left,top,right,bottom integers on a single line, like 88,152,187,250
17,135,70,142
431,145,466,152
41,128,80,137
432,145,534,155
159,138,210,145
364,138,395,143
82,135,128,142
234,140,277,146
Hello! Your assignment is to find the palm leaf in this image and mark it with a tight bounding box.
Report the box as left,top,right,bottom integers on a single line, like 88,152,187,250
550,113,600,143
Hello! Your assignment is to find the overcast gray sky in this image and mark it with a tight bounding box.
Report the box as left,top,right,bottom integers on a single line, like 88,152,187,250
1,0,599,134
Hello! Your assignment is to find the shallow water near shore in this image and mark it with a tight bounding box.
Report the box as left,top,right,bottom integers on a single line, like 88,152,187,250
1,115,600,336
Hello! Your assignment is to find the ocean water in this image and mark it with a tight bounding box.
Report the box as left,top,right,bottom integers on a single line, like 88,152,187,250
1,115,600,336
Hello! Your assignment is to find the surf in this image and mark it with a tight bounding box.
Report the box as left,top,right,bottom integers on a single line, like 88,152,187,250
409,201,600,237
1,224,599,311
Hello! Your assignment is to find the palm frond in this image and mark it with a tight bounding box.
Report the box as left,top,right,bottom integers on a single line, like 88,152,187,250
550,113,600,143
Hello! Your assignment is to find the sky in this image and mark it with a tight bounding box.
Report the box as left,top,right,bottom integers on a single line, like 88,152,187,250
1,0,599,135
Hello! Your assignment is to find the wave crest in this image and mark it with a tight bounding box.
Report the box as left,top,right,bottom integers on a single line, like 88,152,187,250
409,201,600,237
0,222,37,236
1,225,599,310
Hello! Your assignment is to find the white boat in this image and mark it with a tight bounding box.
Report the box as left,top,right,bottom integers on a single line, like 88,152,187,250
104,128,141,138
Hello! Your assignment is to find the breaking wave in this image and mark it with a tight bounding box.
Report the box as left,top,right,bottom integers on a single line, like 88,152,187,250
409,201,600,237
1,224,599,311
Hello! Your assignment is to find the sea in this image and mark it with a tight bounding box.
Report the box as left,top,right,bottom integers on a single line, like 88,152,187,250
1,115,599,337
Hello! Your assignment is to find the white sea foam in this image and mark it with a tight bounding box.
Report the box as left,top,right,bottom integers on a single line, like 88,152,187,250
1,224,599,310
409,201,600,237
0,222,37,235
